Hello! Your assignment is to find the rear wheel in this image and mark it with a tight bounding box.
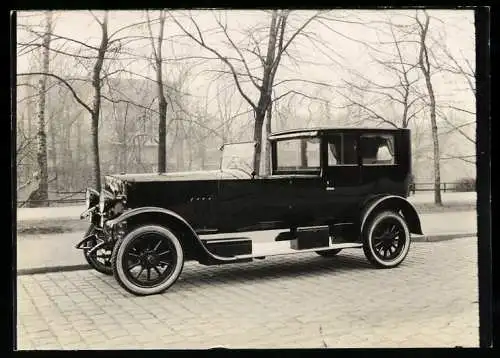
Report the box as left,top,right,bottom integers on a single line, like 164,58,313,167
362,210,411,268
315,248,342,257
111,225,184,296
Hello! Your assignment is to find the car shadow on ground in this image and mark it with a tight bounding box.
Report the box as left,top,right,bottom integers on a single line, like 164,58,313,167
84,250,409,298
172,251,375,288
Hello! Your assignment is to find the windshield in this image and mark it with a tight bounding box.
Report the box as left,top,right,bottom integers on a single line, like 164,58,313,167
220,142,256,174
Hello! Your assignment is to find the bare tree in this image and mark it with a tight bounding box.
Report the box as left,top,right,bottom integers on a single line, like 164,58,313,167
32,11,52,206
338,17,426,129
170,10,323,175
434,26,476,149
262,100,273,175
17,11,136,191
416,10,442,205
146,10,168,173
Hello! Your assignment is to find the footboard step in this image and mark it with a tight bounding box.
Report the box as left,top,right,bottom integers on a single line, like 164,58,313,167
234,241,362,259
202,238,253,258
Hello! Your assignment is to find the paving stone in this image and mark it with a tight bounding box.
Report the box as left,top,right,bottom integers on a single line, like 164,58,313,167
17,237,479,349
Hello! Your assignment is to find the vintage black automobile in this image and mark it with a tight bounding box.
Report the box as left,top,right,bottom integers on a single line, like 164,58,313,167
76,127,423,296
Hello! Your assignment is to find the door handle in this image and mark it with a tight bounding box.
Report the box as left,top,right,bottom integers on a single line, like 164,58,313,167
326,179,335,191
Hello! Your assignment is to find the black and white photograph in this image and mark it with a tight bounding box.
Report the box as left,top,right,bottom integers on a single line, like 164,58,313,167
14,8,486,350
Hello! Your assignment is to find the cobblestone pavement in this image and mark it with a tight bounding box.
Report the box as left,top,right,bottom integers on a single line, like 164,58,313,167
16,237,479,350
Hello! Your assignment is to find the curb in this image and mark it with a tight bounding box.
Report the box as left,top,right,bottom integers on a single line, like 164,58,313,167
412,232,477,242
16,232,477,276
17,264,92,276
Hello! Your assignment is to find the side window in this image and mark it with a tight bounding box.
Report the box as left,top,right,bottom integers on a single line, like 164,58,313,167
276,137,320,171
327,135,341,166
327,134,358,166
342,134,358,165
360,134,395,165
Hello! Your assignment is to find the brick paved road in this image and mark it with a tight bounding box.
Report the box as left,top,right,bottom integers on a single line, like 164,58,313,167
16,237,479,350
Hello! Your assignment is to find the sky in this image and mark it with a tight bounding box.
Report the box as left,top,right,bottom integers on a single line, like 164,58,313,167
15,9,476,125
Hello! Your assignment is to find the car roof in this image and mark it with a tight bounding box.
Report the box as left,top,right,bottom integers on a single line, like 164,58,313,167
268,126,408,140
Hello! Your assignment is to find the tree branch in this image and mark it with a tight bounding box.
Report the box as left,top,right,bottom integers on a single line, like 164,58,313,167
213,12,262,91
169,12,257,111
17,72,93,114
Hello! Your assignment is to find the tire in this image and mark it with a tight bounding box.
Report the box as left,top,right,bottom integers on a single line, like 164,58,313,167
111,225,184,296
362,210,411,268
83,225,113,275
315,248,342,257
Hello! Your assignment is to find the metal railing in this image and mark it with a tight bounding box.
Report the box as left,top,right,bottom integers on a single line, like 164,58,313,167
16,191,86,208
408,182,475,195
16,182,474,207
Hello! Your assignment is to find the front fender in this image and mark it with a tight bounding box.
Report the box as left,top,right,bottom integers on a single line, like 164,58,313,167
104,207,248,264
75,234,98,250
105,206,191,230
360,195,423,235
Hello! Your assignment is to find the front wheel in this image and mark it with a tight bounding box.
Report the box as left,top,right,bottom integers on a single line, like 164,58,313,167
362,211,411,268
111,225,184,296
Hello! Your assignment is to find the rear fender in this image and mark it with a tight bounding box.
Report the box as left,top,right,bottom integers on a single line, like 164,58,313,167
104,207,245,264
360,195,423,235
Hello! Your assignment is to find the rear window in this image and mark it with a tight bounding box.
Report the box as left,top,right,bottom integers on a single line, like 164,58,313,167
360,134,396,165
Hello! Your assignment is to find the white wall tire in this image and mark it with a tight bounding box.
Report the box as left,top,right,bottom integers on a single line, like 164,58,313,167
362,211,411,268
111,225,184,296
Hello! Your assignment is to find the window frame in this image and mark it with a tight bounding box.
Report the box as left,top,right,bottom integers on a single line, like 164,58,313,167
271,136,322,176
359,133,397,167
324,133,360,167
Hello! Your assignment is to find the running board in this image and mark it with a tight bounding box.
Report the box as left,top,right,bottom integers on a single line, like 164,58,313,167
233,241,362,260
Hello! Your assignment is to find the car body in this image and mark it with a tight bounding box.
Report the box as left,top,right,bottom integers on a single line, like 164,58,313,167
77,127,423,296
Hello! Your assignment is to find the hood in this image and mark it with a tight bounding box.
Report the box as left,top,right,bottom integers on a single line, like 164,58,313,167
108,169,251,183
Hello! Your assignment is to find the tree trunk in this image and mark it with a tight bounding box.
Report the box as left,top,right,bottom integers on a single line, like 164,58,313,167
90,116,101,190
198,138,206,170
187,136,193,171
90,11,109,191
417,11,442,205
35,11,52,206
75,117,84,188
64,117,73,190
121,113,127,172
49,106,57,190
176,130,185,171
253,11,279,176
262,102,272,176
429,95,442,205
158,97,167,172
252,111,266,176
152,11,167,173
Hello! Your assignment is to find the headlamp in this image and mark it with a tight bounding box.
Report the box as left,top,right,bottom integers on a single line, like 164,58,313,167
99,189,114,213
85,188,99,209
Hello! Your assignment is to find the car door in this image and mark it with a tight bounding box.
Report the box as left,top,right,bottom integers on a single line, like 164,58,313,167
320,132,362,221
358,132,403,196
270,136,324,228
215,176,293,232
